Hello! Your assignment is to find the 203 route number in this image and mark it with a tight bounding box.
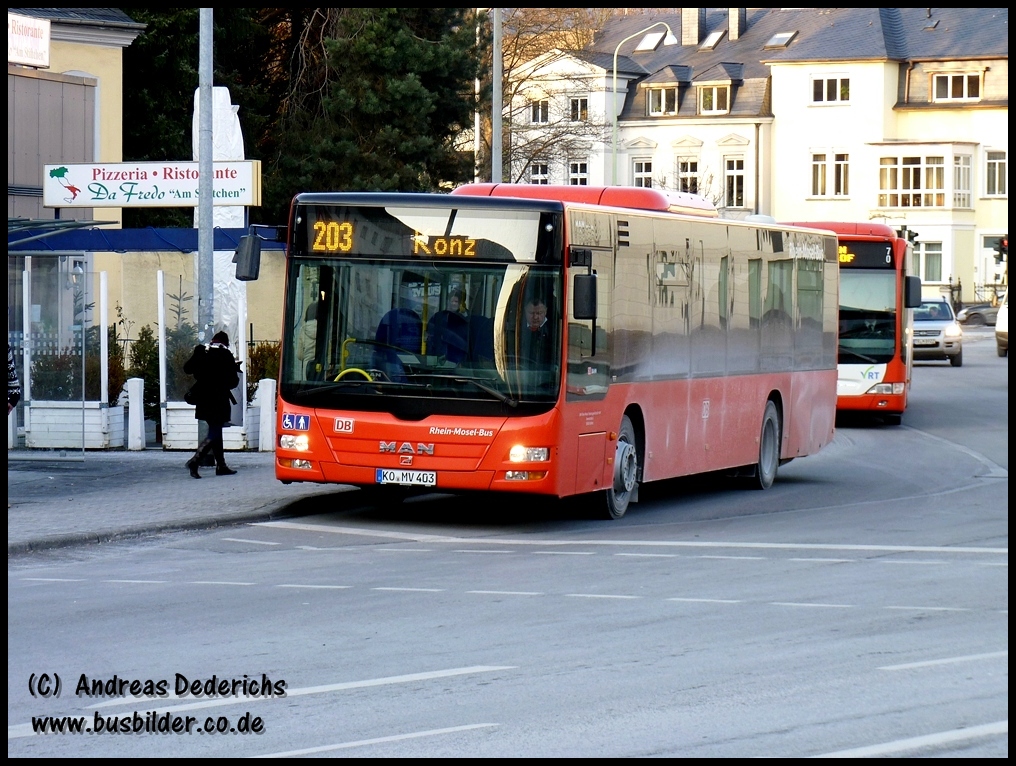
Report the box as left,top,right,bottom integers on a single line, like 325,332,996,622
375,469,436,487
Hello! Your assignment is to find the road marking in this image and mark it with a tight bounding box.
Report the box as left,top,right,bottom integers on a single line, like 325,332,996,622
879,560,947,565
252,723,499,758
534,551,595,555
102,579,167,584
771,602,853,609
20,578,85,582
566,593,641,600
467,590,543,596
377,548,433,553
86,666,516,713
256,521,1007,554
697,555,766,560
373,587,445,592
188,581,256,586
454,550,514,554
668,597,741,604
615,553,678,558
812,719,1007,757
277,584,352,590
222,537,280,546
879,650,1008,671
789,558,853,563
883,605,970,612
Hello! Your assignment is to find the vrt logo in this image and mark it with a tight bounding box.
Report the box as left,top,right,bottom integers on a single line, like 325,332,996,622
861,366,879,380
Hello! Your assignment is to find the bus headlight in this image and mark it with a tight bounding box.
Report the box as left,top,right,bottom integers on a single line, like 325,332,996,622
279,434,310,451
866,382,906,395
509,445,549,463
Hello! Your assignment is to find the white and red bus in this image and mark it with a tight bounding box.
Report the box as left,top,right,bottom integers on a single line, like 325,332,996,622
787,222,922,426
266,185,838,518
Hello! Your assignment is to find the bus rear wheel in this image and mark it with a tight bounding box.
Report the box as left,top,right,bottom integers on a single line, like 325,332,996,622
603,415,639,519
753,402,781,490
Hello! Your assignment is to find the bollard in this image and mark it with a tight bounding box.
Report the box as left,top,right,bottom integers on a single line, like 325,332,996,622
258,379,276,452
126,377,145,450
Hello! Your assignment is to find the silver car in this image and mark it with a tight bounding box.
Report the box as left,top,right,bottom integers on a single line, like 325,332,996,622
912,299,963,366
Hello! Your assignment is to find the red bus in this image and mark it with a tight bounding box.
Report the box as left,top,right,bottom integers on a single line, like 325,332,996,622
265,185,838,519
786,222,922,426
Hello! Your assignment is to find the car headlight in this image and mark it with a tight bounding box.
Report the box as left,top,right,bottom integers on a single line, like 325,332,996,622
944,323,963,338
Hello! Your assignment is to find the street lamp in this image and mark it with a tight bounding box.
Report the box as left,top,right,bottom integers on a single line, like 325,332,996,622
612,22,677,185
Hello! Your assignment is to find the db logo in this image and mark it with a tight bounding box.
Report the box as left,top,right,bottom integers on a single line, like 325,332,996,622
334,418,354,433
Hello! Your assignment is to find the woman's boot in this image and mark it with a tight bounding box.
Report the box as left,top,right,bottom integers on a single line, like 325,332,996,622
186,438,212,479
213,441,237,476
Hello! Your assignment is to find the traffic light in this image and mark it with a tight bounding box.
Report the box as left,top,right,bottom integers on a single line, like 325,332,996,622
897,226,919,246
995,235,1008,264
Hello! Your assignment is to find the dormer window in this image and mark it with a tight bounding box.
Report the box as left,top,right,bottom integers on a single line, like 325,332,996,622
933,73,981,102
647,87,677,116
699,85,729,115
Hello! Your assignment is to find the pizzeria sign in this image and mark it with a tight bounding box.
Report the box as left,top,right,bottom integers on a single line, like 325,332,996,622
43,161,261,208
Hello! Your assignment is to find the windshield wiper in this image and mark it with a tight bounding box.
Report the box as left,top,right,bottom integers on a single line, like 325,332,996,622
405,373,518,407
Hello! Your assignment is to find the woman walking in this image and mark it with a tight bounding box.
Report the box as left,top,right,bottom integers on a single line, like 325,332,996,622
184,331,240,478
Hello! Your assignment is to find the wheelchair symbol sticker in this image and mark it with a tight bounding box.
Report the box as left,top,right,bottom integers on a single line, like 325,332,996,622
282,413,310,431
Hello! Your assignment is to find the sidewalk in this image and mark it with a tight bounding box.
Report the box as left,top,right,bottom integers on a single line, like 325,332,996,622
7,449,353,555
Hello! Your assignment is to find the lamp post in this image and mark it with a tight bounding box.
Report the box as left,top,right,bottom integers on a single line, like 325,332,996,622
611,21,677,185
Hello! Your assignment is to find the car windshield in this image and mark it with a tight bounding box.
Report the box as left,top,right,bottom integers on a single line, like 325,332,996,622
914,301,954,322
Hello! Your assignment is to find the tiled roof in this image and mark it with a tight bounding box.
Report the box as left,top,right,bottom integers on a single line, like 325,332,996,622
9,8,144,29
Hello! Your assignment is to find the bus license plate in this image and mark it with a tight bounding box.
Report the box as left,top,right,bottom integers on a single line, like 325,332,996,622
375,469,436,487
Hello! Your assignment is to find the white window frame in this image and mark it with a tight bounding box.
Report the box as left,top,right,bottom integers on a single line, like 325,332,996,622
810,151,849,197
647,87,677,116
633,159,653,188
568,159,588,186
985,150,1007,197
932,72,981,103
529,161,549,185
530,99,549,124
811,76,850,104
878,155,945,208
724,156,745,208
953,155,971,208
677,157,700,195
699,85,729,115
570,96,588,123
911,241,944,283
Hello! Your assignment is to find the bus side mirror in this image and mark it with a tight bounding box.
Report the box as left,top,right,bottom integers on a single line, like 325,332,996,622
573,273,596,320
904,275,922,308
234,235,261,281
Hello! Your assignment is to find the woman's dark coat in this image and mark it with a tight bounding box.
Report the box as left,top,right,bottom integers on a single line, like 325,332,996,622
184,344,240,425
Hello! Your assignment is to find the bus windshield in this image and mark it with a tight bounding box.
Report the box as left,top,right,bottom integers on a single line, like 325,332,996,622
838,269,898,364
281,259,562,416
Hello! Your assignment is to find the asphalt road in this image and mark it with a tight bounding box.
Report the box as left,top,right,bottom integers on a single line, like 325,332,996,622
7,328,1007,757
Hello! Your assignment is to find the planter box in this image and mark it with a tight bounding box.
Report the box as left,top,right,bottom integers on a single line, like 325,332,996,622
26,402,124,449
163,402,259,451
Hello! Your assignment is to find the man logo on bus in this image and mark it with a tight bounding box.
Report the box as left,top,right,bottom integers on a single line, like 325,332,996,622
380,442,435,455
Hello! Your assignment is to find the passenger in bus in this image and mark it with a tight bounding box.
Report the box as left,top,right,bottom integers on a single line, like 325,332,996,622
426,287,469,364
296,304,319,378
521,295,553,366
374,307,422,380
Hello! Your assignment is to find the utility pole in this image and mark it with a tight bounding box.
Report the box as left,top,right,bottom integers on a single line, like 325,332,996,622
197,8,214,342
491,8,502,183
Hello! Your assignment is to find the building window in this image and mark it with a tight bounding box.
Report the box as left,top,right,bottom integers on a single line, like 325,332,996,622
812,76,849,103
568,160,588,185
633,159,653,188
912,242,943,283
811,152,849,196
933,73,980,102
530,99,549,124
953,155,971,208
647,87,677,116
699,85,729,114
879,155,945,207
724,157,744,207
677,157,699,194
529,162,549,184
570,97,588,122
986,151,1007,196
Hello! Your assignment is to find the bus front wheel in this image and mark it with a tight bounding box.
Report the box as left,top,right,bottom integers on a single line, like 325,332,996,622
753,402,781,490
603,415,639,519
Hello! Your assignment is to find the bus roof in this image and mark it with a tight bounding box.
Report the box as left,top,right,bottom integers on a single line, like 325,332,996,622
785,221,899,239
452,184,718,218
